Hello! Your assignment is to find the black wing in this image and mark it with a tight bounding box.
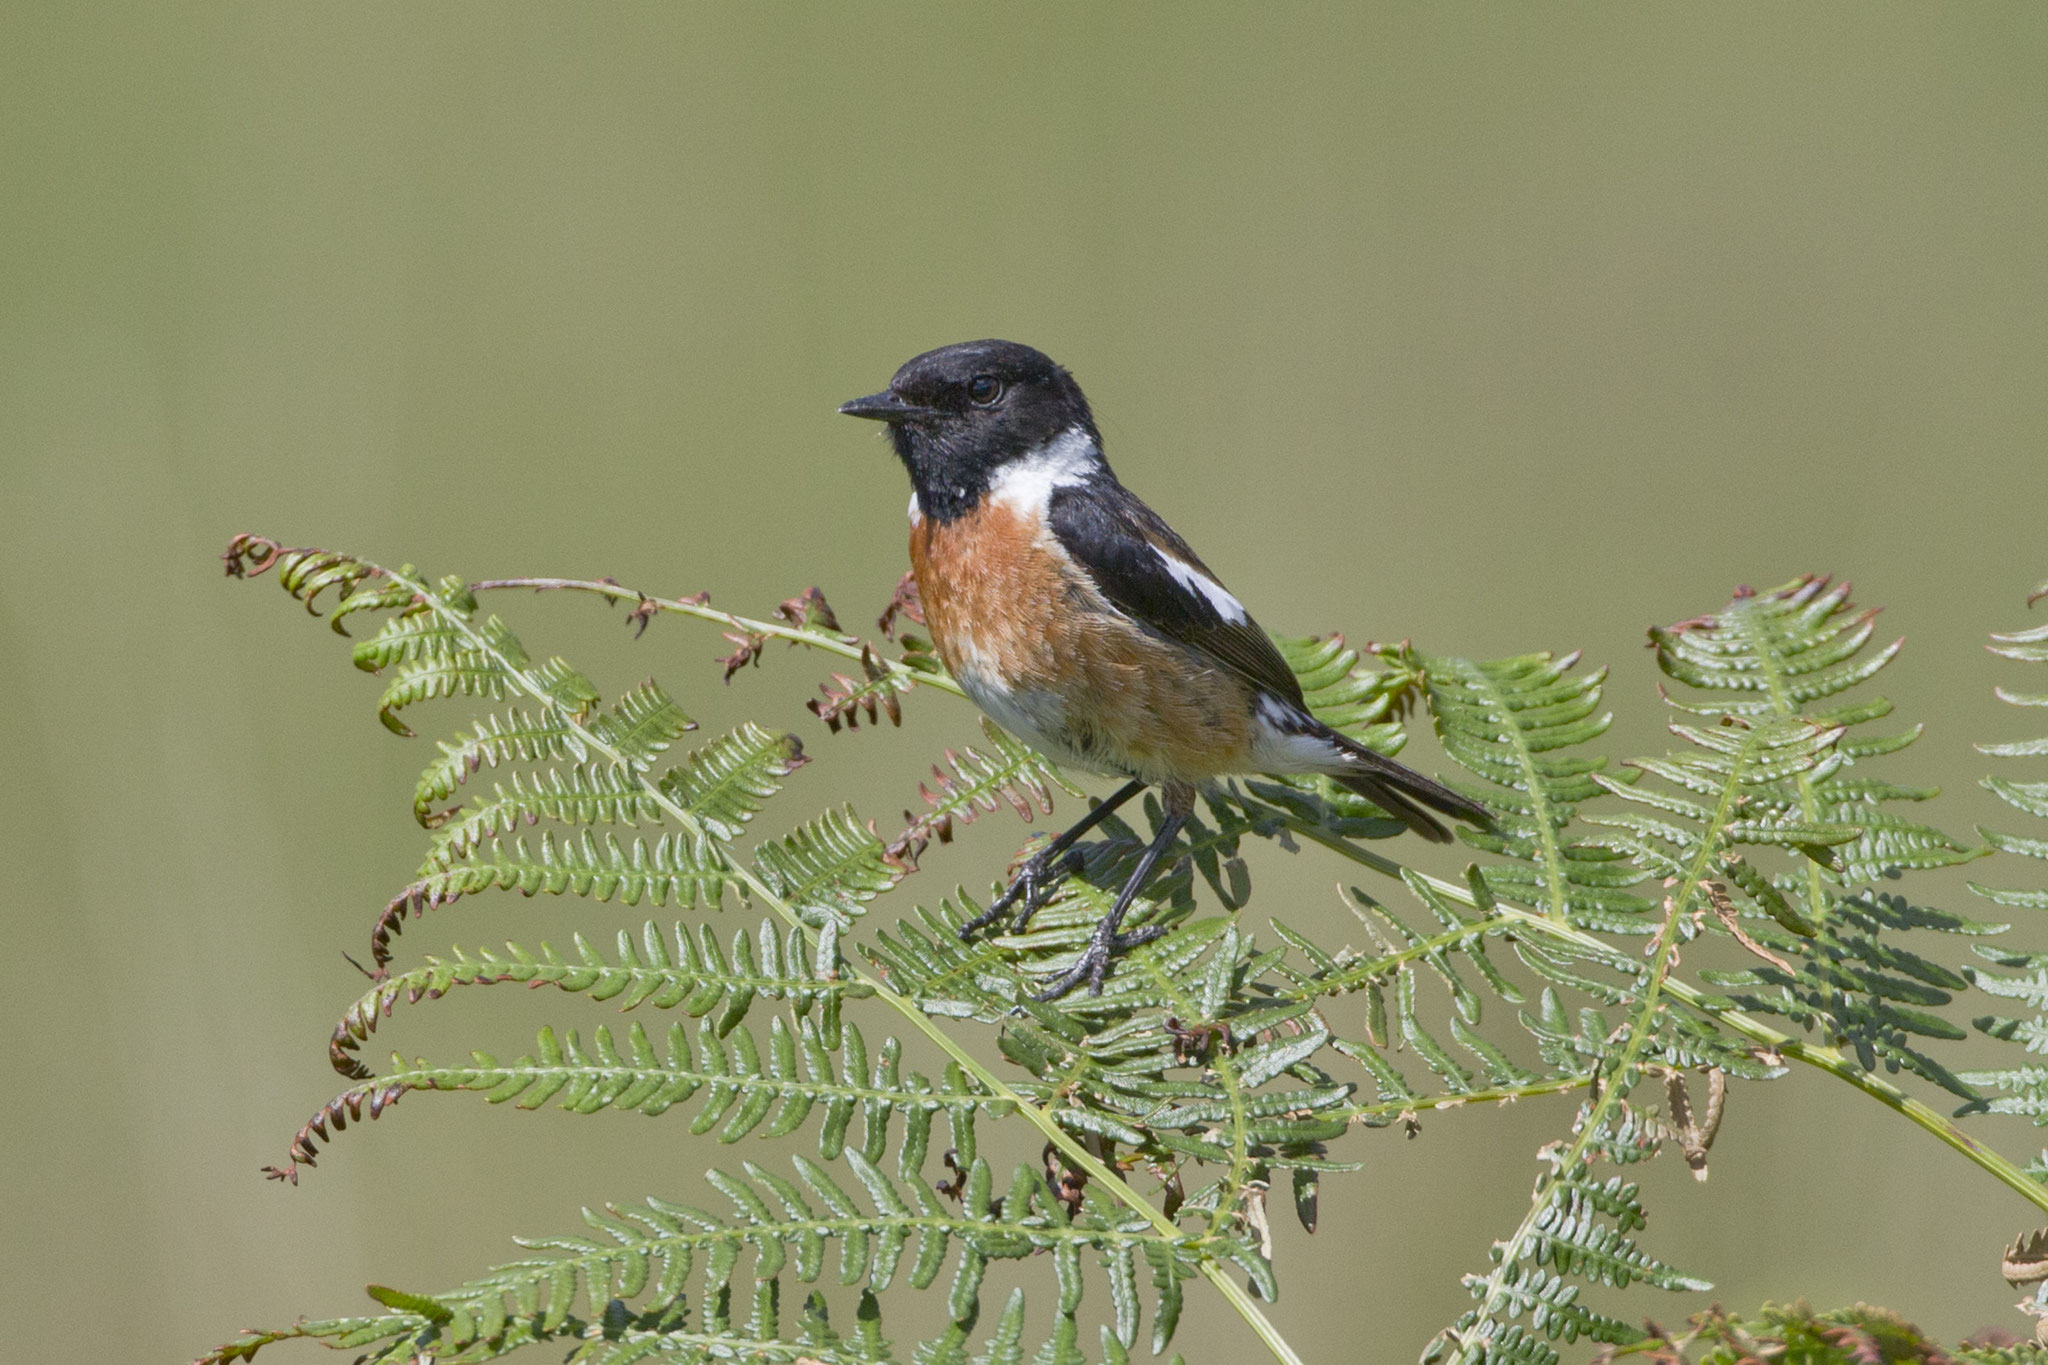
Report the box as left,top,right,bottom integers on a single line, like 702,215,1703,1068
1045,481,1305,706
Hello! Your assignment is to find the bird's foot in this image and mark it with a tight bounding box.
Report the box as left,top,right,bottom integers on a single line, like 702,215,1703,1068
959,844,1085,940
1031,920,1170,1001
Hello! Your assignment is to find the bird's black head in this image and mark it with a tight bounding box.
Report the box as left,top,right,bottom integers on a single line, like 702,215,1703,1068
839,339,1104,522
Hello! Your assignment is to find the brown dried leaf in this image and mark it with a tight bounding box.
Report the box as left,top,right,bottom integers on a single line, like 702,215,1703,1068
2005,1227,2048,1287
878,570,925,639
1700,879,1794,974
776,586,844,635
807,644,908,733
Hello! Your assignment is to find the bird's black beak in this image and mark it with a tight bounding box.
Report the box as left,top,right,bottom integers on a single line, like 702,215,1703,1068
838,390,939,423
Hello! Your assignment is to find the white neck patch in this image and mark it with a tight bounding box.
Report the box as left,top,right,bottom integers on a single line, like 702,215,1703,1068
988,426,1101,515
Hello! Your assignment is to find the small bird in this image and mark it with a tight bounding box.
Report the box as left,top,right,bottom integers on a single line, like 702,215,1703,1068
840,340,1488,997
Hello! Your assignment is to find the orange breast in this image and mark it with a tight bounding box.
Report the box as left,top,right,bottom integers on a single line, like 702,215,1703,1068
910,503,1256,784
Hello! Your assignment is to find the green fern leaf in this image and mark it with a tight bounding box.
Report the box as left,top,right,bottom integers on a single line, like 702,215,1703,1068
755,807,901,930
371,829,738,969
413,705,588,827
660,722,810,843
1406,647,1654,931
227,1155,1212,1362
269,1014,1002,1182
419,718,797,876
1273,633,1411,753
1584,580,1985,1104
1963,595,2048,1116
888,717,1079,868
1645,577,1978,902
327,918,871,1079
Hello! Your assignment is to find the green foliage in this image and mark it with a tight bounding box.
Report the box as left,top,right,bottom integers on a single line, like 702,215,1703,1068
214,1147,1201,1364
205,541,2048,1365
1600,1300,2048,1363
1963,590,2048,1352
1403,646,1653,931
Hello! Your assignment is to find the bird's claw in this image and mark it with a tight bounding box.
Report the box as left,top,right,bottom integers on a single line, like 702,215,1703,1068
959,845,1083,940
1032,921,1169,1000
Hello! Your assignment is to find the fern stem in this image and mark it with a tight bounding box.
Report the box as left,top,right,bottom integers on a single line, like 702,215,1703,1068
1277,815,2048,1220
1341,1074,1593,1125
1278,918,1504,1004
1484,899,2048,1215
1464,892,1689,1334
469,575,969,698
399,566,1308,1365
1722,594,1836,931
1129,946,1264,1243
1679,1001,2048,1214
1437,657,1575,922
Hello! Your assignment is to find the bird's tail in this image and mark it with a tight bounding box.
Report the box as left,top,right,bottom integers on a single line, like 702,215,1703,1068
1322,730,1491,844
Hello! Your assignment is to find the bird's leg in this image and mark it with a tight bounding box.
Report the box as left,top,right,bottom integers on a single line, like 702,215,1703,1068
1033,783,1195,1000
960,779,1146,939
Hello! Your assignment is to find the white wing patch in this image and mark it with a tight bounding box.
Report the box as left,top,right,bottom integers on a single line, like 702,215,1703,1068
1249,694,1353,773
988,426,1101,516
907,490,923,527
1153,545,1249,624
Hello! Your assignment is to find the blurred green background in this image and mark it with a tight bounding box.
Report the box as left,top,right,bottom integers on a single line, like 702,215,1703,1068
4,4,2046,1359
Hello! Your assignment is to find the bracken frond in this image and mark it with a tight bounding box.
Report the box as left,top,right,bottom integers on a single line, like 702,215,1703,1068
270,1014,1003,1183
753,808,901,930
1594,578,1987,1107
220,539,2048,1365
328,918,871,1079
371,829,739,969
222,1153,1216,1362
1963,593,2048,1120
1405,646,1655,932
887,718,1076,868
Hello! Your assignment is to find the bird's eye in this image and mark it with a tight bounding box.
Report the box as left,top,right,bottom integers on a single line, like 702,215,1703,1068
967,375,1002,406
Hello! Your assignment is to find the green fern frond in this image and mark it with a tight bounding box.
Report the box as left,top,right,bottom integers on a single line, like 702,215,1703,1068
1403,647,1654,932
373,725,814,966
372,829,739,969
1274,633,1411,753
660,723,811,844
415,705,593,827
202,1284,1178,1365
1644,577,1978,903
1962,595,2048,1117
421,761,672,869
422,720,801,871
224,1153,1213,1362
328,918,871,1079
225,536,386,619
887,717,1078,868
1974,608,2048,910
270,1014,1002,1182
410,681,696,829
1426,877,1709,1365
353,595,601,737
754,807,900,931
1588,579,1984,1105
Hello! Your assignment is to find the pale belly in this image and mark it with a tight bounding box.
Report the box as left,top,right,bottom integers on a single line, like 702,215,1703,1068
952,661,1092,769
